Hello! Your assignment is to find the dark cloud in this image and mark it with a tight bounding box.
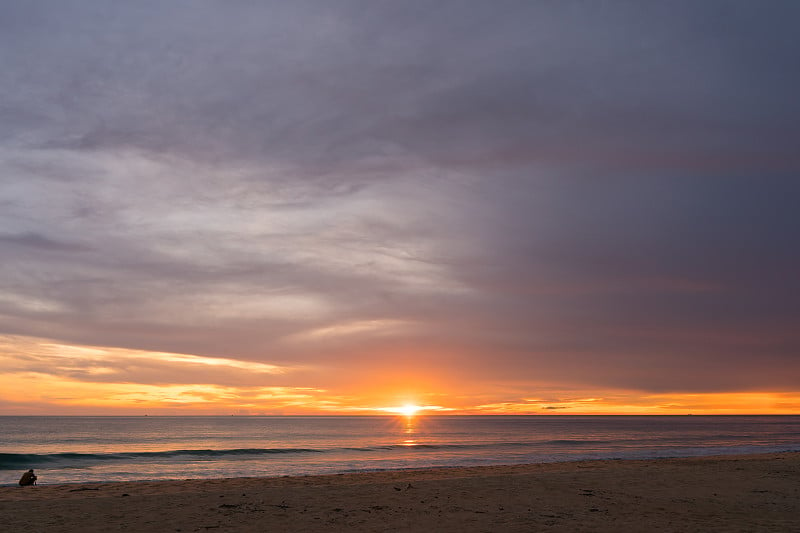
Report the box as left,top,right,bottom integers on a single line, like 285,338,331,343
0,232,91,252
1,0,799,401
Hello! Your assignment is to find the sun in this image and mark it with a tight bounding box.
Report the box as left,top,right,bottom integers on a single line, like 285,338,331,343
398,404,422,416
384,404,422,416
377,402,452,416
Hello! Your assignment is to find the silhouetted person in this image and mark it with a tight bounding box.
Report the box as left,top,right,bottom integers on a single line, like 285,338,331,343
19,469,37,486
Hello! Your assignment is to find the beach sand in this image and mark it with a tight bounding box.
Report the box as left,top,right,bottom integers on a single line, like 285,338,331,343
1,452,798,532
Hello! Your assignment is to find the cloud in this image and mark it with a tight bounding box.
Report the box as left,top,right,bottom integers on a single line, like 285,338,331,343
0,334,295,386
0,1,799,410
0,232,91,252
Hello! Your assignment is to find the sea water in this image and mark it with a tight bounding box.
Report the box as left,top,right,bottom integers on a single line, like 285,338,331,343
1,416,798,485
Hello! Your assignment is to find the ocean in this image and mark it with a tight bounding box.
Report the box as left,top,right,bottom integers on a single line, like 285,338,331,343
2,415,798,485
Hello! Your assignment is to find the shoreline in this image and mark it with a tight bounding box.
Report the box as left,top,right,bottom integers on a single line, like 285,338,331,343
1,448,798,487
2,452,799,531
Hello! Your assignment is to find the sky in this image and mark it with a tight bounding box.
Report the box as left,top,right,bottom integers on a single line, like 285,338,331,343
1,1,799,415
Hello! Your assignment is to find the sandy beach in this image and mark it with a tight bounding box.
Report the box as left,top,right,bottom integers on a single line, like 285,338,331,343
1,452,798,532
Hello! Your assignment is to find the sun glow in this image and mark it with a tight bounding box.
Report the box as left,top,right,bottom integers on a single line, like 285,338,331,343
385,404,423,416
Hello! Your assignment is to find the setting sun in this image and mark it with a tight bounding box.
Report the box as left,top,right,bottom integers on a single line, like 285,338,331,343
381,404,423,416
398,404,422,416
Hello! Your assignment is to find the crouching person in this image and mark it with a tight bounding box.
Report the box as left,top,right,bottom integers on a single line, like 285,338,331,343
19,469,37,486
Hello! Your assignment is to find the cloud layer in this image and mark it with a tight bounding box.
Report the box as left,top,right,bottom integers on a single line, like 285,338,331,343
1,1,799,412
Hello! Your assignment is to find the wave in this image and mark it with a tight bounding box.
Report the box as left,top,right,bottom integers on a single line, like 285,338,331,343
0,440,631,469
0,440,592,469
0,448,325,469
4,433,786,471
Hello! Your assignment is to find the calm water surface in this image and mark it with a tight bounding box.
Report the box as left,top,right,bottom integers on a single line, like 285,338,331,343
1,416,798,485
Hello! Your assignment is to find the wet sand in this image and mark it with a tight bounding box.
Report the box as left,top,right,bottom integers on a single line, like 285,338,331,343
1,452,798,532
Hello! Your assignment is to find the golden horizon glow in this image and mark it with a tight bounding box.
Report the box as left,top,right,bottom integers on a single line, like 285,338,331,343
1,334,799,416
384,404,423,416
